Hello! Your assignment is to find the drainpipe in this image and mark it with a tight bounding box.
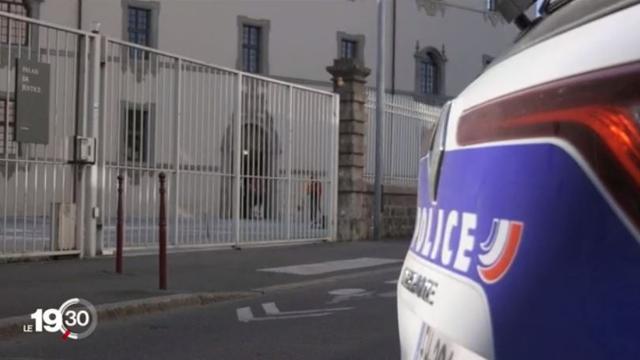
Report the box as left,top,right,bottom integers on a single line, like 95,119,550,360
77,0,83,29
391,0,396,95
382,0,397,218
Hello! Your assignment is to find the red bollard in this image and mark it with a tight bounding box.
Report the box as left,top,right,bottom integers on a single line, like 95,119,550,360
116,175,124,274
158,172,167,290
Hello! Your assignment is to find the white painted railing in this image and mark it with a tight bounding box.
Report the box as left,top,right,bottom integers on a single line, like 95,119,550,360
364,89,440,187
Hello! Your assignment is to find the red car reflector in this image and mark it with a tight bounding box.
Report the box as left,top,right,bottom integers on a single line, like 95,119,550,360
458,61,640,232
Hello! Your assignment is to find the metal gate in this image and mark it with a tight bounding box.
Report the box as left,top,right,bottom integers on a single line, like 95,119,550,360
0,12,339,258
97,40,339,252
0,12,99,258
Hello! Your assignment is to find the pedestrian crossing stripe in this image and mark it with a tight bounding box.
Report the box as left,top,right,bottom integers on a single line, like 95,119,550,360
258,257,402,276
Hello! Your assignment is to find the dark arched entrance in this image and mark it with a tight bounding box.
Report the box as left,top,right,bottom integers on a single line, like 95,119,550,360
241,123,274,219
219,106,281,222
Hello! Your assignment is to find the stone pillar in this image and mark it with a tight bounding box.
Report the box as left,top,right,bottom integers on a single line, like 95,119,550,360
327,59,371,241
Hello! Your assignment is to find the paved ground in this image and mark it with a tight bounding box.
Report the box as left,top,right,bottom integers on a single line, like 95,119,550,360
0,240,408,319
0,251,402,359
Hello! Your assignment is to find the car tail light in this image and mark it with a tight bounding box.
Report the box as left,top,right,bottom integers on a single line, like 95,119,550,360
458,61,640,231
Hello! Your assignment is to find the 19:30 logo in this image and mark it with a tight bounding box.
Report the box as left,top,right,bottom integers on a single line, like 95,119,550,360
25,298,98,340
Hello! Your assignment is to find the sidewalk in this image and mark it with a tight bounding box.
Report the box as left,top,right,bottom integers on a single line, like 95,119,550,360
0,240,408,330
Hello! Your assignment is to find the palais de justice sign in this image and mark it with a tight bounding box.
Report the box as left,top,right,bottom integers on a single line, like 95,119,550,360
15,58,51,145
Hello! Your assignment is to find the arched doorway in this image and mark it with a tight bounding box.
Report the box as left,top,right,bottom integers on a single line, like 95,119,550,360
240,123,276,220
219,110,281,222
240,124,272,219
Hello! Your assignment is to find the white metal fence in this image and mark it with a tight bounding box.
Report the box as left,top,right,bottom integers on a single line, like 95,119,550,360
98,39,338,251
0,12,339,257
364,89,440,187
0,13,99,257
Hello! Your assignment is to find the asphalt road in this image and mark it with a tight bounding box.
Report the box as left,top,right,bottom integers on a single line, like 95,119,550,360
0,241,408,319
0,267,402,360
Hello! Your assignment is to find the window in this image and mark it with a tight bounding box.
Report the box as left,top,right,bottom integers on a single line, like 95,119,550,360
122,1,159,61
337,32,365,63
127,6,151,59
242,24,261,73
237,16,270,74
419,54,438,95
341,39,357,59
127,6,150,47
0,98,17,156
124,108,149,163
415,47,444,97
0,0,29,45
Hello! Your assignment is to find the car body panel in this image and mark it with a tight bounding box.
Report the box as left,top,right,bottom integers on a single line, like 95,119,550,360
399,142,640,359
398,3,640,359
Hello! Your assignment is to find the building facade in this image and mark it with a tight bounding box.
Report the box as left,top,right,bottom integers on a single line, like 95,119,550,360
13,0,517,100
0,0,520,257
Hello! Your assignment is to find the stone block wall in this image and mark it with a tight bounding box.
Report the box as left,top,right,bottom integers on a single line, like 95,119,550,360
362,184,417,240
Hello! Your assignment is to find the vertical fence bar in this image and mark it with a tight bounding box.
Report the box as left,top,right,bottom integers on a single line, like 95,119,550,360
196,67,203,243
61,33,70,251
286,85,293,241
142,48,151,247
172,58,182,247
246,78,252,242
41,28,51,250
121,46,130,246
158,172,167,289
112,43,123,250
74,34,90,257
2,17,11,252
85,33,100,257
98,35,108,253
233,73,242,247
31,24,41,252
12,20,19,251
116,175,124,273
133,46,141,247
205,69,212,244
21,21,29,253
247,78,253,242
184,65,192,245
158,54,167,244
305,92,311,238
226,73,232,242
51,29,61,252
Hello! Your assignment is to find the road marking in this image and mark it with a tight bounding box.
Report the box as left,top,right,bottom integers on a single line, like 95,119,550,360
377,291,396,298
237,302,353,322
385,279,398,285
327,288,373,304
258,257,402,276
326,287,397,303
262,302,351,316
328,288,367,296
236,307,255,322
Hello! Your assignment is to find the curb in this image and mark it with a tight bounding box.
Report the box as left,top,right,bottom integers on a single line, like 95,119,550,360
0,291,257,340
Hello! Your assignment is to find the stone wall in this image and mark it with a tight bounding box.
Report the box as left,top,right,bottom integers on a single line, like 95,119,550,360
362,184,417,240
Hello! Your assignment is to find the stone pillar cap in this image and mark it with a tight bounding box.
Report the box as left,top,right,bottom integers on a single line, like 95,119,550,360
326,58,371,83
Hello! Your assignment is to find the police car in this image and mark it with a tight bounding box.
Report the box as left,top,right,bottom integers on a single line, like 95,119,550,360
397,0,640,358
